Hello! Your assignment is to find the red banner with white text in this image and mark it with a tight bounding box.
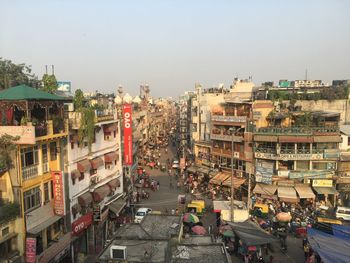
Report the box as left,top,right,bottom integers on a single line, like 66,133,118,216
52,171,65,215
123,104,133,165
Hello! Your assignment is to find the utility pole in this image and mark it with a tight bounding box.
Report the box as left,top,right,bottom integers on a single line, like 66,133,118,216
230,130,235,222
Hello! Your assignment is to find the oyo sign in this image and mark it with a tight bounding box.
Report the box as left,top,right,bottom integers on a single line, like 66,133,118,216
124,111,131,129
123,104,133,165
72,212,93,235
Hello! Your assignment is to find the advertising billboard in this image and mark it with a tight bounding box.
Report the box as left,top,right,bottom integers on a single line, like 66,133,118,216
255,160,274,184
25,237,36,263
123,104,133,165
0,126,35,144
57,81,72,93
52,171,64,215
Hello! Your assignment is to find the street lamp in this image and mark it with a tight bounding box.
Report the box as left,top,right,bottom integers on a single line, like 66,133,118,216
229,127,243,222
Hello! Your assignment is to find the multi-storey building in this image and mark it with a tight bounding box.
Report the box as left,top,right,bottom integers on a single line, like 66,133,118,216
253,110,341,206
0,85,70,262
67,105,123,259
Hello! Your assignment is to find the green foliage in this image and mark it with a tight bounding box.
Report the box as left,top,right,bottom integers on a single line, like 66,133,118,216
0,201,20,225
0,58,40,90
78,107,96,153
294,112,313,127
0,134,19,171
52,115,65,133
41,74,58,93
73,89,85,110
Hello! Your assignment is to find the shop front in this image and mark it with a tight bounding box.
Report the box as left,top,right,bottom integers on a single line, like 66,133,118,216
312,179,338,207
336,177,350,207
71,212,93,261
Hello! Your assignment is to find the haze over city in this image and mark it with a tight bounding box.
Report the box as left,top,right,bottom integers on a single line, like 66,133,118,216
1,0,350,97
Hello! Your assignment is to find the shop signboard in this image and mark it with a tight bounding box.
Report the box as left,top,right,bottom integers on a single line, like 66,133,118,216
289,170,333,179
123,104,133,165
25,237,36,263
0,126,35,144
337,183,350,192
255,160,273,184
312,179,333,187
52,171,64,215
72,212,93,235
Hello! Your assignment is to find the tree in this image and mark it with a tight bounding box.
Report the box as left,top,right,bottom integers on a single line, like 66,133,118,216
73,89,85,110
0,134,19,171
78,107,96,153
41,73,58,93
0,58,41,90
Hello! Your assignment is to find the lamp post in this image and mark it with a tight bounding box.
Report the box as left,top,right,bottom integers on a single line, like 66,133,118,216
229,127,243,222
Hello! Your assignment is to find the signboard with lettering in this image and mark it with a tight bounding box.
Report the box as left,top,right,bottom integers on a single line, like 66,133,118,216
72,212,93,235
255,152,323,161
25,237,36,263
255,160,274,184
289,170,334,179
52,171,64,215
123,104,133,165
0,126,35,144
312,179,333,187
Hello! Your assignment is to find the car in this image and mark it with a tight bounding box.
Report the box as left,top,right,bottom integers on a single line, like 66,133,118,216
134,207,152,223
172,160,179,169
336,206,350,221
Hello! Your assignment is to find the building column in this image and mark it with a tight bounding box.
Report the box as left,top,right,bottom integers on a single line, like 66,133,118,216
38,143,43,175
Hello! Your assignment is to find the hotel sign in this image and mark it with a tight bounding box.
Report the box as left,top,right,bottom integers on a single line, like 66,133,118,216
312,179,333,187
52,171,64,215
25,237,36,263
72,212,93,235
255,152,323,161
0,126,35,144
123,104,133,166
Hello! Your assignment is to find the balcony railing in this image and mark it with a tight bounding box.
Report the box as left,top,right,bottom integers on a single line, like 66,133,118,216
42,162,49,174
35,123,48,137
212,115,247,123
95,109,114,122
22,165,39,181
210,133,243,142
255,126,339,135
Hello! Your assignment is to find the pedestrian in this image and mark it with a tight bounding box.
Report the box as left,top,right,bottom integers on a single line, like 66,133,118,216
304,244,310,261
157,181,160,191
268,255,274,263
208,224,213,234
177,181,180,189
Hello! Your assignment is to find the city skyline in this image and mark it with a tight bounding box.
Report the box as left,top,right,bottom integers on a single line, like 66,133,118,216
1,0,349,97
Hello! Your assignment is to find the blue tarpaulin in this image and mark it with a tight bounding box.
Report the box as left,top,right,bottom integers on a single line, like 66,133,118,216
332,224,350,240
307,228,350,263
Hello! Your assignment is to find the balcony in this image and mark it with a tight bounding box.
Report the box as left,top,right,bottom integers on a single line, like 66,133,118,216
34,119,68,140
96,109,114,123
212,115,247,123
22,165,39,181
210,132,243,142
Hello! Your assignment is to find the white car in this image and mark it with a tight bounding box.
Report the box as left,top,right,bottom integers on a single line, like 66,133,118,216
172,160,180,169
134,207,152,223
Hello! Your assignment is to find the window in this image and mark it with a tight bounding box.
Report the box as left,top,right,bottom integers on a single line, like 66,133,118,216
50,142,57,161
79,173,84,181
24,187,41,212
42,144,48,163
2,227,9,236
114,160,117,165
21,146,39,167
348,137,350,146
105,163,112,170
104,132,111,140
114,131,116,138
72,177,76,185
44,182,50,203
90,169,97,176
71,142,75,149
50,181,54,199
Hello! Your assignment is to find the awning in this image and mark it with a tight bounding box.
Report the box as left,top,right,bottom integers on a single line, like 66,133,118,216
90,157,104,169
107,178,121,190
103,124,117,133
313,187,339,195
27,215,62,235
37,232,72,263
108,198,126,216
279,136,313,143
210,172,230,185
105,152,118,163
92,184,111,202
278,186,298,202
222,177,246,188
78,192,93,207
77,159,91,173
295,184,315,199
253,184,277,196
314,136,342,143
71,169,81,180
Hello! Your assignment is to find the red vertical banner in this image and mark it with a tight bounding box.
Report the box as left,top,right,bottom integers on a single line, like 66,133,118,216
25,237,36,263
52,171,65,215
123,104,133,165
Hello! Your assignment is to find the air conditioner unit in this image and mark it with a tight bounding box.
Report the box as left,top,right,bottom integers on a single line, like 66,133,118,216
234,152,240,158
64,103,74,112
110,245,127,260
91,176,100,184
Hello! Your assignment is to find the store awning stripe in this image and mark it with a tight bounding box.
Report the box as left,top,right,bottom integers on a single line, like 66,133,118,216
78,192,93,207
71,169,81,179
294,185,315,199
92,184,111,202
278,186,297,200
105,152,118,163
27,215,62,235
313,187,338,195
90,157,104,169
253,183,277,196
77,159,91,173
107,178,121,190
103,123,117,133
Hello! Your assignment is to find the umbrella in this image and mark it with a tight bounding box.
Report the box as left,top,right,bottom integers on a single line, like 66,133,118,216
276,212,292,222
222,229,235,237
183,213,199,224
191,225,207,235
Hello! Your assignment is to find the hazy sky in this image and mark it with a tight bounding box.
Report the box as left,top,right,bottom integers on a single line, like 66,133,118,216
1,0,349,98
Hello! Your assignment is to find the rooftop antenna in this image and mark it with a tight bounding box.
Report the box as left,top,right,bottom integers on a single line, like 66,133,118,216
45,65,48,74
305,69,308,80
51,65,55,75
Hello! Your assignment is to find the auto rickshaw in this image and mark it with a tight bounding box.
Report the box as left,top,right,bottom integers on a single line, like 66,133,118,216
252,203,269,218
190,200,206,213
186,203,203,217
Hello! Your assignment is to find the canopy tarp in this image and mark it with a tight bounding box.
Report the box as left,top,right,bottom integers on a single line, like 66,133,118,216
0,84,66,101
226,220,278,246
313,187,338,195
294,184,315,199
307,228,350,263
253,183,277,196
278,186,298,202
332,224,350,240
210,172,230,185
